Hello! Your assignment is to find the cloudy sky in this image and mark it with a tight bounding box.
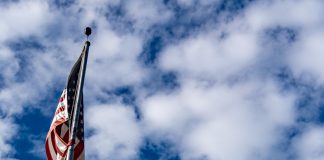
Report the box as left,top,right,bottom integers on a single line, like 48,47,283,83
1,0,324,159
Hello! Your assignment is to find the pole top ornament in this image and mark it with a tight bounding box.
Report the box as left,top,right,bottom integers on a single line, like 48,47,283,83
84,27,91,37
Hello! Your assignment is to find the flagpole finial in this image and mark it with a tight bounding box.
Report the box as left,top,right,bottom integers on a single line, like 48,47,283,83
84,27,92,37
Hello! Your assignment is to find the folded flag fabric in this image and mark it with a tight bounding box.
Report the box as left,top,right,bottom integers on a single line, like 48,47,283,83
45,50,85,160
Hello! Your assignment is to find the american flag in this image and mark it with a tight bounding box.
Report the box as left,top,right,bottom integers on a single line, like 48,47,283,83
45,51,85,160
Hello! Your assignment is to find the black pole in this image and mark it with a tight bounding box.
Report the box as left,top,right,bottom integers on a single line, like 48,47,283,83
66,27,91,160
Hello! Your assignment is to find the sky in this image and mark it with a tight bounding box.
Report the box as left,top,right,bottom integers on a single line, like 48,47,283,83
1,0,324,159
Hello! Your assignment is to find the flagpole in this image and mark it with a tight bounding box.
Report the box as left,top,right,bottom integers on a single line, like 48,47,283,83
66,27,91,160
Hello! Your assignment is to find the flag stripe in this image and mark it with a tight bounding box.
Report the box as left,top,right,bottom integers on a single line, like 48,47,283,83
74,142,84,156
46,132,57,160
45,138,54,160
77,150,85,160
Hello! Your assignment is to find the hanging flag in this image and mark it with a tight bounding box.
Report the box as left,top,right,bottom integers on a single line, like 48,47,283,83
45,49,86,160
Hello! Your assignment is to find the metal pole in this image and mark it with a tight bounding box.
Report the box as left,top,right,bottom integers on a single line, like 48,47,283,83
66,28,91,160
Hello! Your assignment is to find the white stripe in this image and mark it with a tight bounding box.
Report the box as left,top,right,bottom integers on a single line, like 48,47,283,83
63,90,69,120
75,137,80,145
55,134,68,153
56,154,65,160
54,90,69,122
60,124,68,138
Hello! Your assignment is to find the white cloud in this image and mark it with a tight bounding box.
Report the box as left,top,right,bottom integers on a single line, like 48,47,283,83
0,118,17,159
160,23,258,80
243,1,324,85
124,0,172,30
0,0,149,157
0,46,19,85
245,1,324,31
177,0,220,7
28,135,46,159
85,104,142,160
85,24,146,103
0,46,71,115
0,0,52,43
77,0,172,31
295,126,324,160
289,30,324,83
141,79,296,159
1,0,324,159
77,0,120,27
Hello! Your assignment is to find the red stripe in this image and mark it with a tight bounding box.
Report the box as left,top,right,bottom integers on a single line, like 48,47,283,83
60,95,65,102
52,118,65,127
56,125,61,135
74,141,84,158
50,131,58,155
46,118,70,159
63,129,70,142
45,89,72,160
45,88,86,160
45,138,53,160
53,127,67,156
54,125,69,145
55,106,65,114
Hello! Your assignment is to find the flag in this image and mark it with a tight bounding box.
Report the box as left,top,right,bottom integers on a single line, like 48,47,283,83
45,49,85,160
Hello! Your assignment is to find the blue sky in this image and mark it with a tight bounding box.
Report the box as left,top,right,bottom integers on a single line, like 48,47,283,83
1,0,324,159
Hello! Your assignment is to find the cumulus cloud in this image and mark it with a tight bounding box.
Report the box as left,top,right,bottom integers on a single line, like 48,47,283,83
0,1,64,157
177,0,221,7
0,47,19,87
1,0,324,159
0,0,60,114
141,79,296,159
160,28,258,80
124,0,172,29
85,104,142,160
0,118,17,158
87,25,145,88
0,0,52,42
289,30,324,83
245,1,324,31
295,126,324,160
